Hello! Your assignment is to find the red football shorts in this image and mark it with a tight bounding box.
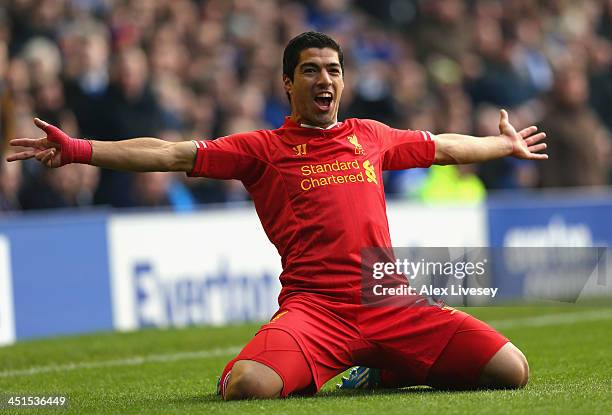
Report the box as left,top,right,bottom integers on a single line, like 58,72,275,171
219,294,508,397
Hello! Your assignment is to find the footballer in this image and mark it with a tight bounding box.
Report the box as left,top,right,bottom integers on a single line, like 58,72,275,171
7,32,547,400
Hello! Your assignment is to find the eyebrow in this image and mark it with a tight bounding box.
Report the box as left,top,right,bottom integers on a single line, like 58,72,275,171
299,62,342,70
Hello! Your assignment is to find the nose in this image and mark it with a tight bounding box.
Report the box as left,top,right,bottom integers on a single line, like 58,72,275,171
317,69,332,86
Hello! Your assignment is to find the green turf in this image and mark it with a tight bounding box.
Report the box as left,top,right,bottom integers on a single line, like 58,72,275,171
0,305,610,414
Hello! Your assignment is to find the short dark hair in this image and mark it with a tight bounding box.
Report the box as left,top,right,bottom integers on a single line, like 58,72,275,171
282,31,344,82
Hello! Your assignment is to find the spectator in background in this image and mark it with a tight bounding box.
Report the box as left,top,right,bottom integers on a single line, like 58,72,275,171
21,36,62,83
308,0,354,32
62,22,113,139
2,0,612,211
538,66,611,187
598,0,612,41
132,172,172,209
222,84,272,135
20,37,74,129
589,36,612,135
33,76,78,132
7,0,64,55
132,171,195,212
19,164,99,210
0,160,21,211
106,47,163,141
11,34,95,211
513,17,554,94
413,0,472,61
467,25,537,108
348,59,399,126
94,47,164,207
263,73,292,128
476,104,539,189
0,19,15,157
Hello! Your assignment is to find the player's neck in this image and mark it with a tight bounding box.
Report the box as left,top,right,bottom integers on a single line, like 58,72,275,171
289,115,338,130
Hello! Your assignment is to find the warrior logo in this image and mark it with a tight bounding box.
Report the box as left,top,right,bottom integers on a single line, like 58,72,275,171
293,143,307,156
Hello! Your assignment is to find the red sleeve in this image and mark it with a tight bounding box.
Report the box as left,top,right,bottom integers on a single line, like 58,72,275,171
361,119,436,170
187,132,266,182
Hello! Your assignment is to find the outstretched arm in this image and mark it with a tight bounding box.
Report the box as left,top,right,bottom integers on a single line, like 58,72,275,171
433,110,547,165
6,118,197,172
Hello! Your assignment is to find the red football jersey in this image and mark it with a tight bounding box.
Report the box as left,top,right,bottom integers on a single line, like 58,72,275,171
189,117,435,304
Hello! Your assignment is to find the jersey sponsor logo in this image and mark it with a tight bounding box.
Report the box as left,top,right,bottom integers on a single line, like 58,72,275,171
363,160,378,184
300,159,364,191
292,143,307,156
301,159,360,176
298,159,378,191
347,134,365,155
300,171,365,191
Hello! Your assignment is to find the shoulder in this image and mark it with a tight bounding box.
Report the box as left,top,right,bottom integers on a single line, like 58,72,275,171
206,129,278,162
345,118,390,132
343,119,393,142
213,129,276,146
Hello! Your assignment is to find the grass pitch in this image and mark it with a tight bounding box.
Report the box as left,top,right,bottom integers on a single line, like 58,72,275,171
0,304,610,414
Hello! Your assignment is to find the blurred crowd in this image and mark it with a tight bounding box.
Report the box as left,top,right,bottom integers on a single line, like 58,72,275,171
1,0,612,212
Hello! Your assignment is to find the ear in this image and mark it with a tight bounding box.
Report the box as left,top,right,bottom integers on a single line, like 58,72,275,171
282,74,292,97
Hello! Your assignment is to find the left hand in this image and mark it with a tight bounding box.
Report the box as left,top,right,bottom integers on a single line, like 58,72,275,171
6,118,92,167
499,109,548,160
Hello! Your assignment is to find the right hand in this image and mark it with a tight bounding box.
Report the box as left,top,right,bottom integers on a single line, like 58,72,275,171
6,118,93,167
498,110,548,160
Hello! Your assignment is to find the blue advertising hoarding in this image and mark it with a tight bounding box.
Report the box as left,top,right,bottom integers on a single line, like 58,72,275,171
487,192,612,300
488,192,612,247
0,212,113,340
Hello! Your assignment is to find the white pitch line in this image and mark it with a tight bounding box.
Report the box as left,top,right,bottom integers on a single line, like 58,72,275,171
488,309,612,329
1,310,611,379
0,346,242,378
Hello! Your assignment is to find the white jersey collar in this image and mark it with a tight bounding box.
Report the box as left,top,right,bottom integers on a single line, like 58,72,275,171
300,122,339,130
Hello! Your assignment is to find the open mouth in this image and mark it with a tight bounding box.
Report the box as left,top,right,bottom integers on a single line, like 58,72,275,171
314,93,333,111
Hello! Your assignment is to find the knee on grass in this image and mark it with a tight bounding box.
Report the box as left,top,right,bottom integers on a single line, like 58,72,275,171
480,343,529,389
224,360,283,400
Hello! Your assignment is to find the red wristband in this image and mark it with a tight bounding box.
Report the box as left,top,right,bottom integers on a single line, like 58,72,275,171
43,123,93,165
62,138,93,165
